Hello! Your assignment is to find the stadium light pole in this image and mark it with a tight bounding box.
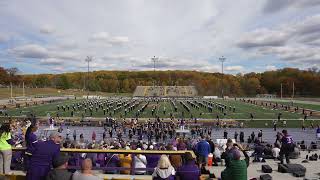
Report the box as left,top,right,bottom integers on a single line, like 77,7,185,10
151,56,158,87
219,56,226,99
85,56,93,99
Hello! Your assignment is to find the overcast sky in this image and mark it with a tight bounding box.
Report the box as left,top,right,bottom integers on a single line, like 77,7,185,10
0,0,320,74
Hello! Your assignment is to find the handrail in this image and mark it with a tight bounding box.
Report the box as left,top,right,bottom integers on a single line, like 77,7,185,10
12,148,195,156
12,147,197,175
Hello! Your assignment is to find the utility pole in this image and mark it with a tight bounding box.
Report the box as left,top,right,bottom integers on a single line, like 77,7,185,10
151,56,158,87
85,56,93,99
10,82,13,99
280,83,283,99
219,56,226,99
23,82,25,97
292,82,295,100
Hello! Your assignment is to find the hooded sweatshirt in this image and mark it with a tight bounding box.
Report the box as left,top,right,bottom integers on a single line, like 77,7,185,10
152,166,175,180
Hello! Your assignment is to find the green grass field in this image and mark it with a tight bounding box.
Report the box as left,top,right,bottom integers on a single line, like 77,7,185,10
262,100,320,111
4,98,319,120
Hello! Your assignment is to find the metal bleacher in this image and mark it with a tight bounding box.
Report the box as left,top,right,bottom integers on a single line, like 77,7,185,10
10,148,196,180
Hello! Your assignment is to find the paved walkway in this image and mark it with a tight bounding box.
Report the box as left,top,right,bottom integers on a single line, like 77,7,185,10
210,150,320,180
38,126,320,145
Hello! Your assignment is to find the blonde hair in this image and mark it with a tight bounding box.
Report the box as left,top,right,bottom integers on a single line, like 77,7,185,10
157,155,172,169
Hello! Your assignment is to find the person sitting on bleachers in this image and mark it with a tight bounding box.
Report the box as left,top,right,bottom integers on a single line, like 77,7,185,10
252,141,265,162
46,154,72,180
221,144,249,180
72,158,102,180
272,143,280,160
213,144,221,165
167,144,182,170
134,148,147,175
119,152,132,174
176,152,200,180
146,145,161,174
152,155,175,180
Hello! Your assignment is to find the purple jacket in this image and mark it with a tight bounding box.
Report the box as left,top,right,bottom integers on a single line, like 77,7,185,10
26,133,37,155
26,140,60,180
146,154,161,169
176,161,200,180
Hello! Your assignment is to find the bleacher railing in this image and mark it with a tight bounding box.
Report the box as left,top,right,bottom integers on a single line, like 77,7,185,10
12,148,196,175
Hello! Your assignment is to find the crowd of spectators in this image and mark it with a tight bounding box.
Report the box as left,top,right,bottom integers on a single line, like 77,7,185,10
0,117,318,180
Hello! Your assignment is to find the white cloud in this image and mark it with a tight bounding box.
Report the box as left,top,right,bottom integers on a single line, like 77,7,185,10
237,14,320,67
9,44,49,58
39,58,64,66
40,25,55,34
0,34,9,43
109,36,129,44
266,65,277,71
1,0,320,73
90,32,110,41
237,28,289,49
51,66,65,72
263,0,320,13
225,65,243,71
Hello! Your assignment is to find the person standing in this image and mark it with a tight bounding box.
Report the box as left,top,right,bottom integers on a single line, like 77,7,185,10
223,130,228,139
25,121,39,170
73,130,77,141
92,131,96,142
196,136,211,169
239,131,244,143
279,130,293,164
234,131,239,142
0,123,12,174
273,120,277,131
250,132,255,142
317,125,320,139
258,130,263,142
27,132,61,180
66,127,70,139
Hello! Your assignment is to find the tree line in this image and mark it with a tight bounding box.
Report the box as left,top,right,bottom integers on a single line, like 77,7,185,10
0,66,319,97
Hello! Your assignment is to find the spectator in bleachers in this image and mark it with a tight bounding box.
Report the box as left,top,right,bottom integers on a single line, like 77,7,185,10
176,152,200,180
146,145,161,173
272,143,280,160
46,154,72,180
134,148,147,175
167,144,182,170
252,141,265,162
72,158,102,180
0,123,12,174
196,135,211,169
26,132,61,180
25,120,38,169
222,139,237,167
152,155,175,180
104,150,120,174
119,152,132,174
212,144,221,165
221,144,249,180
